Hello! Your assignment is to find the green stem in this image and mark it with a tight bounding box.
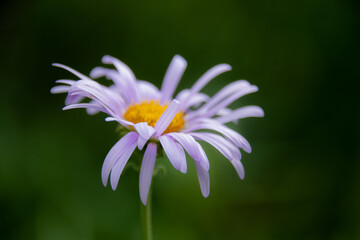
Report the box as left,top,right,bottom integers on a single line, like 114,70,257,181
140,188,152,240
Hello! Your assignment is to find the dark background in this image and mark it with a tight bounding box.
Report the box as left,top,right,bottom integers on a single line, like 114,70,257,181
0,0,359,239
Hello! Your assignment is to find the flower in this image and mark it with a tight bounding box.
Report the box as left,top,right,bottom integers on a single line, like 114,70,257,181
51,55,264,205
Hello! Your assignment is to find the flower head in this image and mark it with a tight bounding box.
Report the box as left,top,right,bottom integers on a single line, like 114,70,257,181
51,55,264,205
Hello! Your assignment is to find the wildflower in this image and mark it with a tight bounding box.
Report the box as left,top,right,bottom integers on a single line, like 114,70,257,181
51,55,264,205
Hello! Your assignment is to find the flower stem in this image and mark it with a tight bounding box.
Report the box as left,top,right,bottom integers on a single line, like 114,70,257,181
140,188,152,240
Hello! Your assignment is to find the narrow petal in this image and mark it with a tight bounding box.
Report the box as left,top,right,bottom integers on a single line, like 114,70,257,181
190,132,245,179
138,81,161,101
185,119,252,153
134,122,156,150
102,55,139,103
90,67,126,90
86,105,101,115
215,106,264,123
55,79,76,85
63,103,107,114
160,55,187,104
52,63,90,80
202,85,259,119
195,161,210,197
153,99,181,137
159,135,187,173
69,80,122,117
166,133,209,170
110,141,138,190
101,132,138,186
176,89,209,109
139,143,157,205
196,141,211,171
216,108,239,125
231,160,245,180
185,80,250,120
105,117,134,128
90,67,134,103
198,80,250,111
189,132,241,162
50,85,70,94
65,94,85,106
181,63,232,110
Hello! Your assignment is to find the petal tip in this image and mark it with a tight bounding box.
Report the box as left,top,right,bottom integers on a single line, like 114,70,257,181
173,55,187,66
89,67,103,78
52,63,62,68
202,190,210,198
110,181,118,191
102,55,114,64
140,195,148,206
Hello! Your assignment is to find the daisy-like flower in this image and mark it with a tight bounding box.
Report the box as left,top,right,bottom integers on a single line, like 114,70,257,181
51,55,264,205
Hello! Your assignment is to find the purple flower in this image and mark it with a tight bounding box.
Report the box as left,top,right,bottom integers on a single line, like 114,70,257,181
51,55,264,205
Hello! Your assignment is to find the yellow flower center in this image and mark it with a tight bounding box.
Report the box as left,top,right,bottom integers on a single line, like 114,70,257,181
123,100,185,134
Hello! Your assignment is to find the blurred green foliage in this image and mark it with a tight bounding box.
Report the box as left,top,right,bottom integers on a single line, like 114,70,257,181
0,0,359,239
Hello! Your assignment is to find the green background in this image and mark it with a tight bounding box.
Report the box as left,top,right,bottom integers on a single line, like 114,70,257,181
0,0,359,239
